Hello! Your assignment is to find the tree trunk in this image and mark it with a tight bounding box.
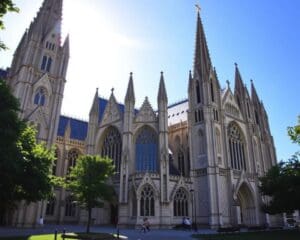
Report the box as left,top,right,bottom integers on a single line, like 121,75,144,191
86,207,92,233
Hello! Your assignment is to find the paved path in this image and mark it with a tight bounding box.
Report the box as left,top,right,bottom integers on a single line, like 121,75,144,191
0,224,217,240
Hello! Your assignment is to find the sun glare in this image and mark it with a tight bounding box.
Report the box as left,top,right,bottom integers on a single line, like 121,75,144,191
61,0,144,117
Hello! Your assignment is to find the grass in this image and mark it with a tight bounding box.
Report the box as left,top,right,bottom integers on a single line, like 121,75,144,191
0,232,117,240
192,230,300,240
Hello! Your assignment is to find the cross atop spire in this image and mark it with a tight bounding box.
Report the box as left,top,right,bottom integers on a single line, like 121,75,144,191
193,4,212,81
226,80,230,88
195,4,201,13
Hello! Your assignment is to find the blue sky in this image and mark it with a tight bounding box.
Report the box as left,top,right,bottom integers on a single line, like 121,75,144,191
1,0,299,161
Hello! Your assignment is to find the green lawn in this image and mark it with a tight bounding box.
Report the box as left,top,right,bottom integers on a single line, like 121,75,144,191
0,232,117,240
192,230,300,240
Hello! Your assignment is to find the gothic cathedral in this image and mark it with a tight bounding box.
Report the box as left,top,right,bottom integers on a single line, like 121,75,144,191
4,0,278,228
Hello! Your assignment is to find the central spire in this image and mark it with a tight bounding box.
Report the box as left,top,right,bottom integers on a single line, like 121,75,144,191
28,0,63,41
193,6,212,80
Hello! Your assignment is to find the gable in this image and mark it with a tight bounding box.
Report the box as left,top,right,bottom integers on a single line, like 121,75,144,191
101,94,122,125
222,88,243,120
135,97,156,123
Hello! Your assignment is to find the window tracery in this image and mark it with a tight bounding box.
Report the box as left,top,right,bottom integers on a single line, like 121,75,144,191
140,184,155,216
34,88,46,106
173,188,188,217
101,127,122,173
135,127,158,172
228,123,246,171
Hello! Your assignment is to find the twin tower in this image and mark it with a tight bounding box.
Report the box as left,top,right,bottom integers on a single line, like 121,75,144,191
6,0,278,228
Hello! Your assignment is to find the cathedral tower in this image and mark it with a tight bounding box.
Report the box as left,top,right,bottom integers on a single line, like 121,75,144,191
188,9,226,228
8,0,69,226
8,0,69,147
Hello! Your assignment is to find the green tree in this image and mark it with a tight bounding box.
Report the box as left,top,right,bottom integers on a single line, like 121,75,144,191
0,78,24,224
0,0,19,50
66,155,116,233
259,154,300,214
288,116,300,145
16,126,55,202
0,79,55,225
260,117,300,214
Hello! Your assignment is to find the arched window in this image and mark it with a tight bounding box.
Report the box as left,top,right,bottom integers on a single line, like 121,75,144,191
140,184,155,216
41,56,47,70
210,82,215,102
173,188,188,217
196,81,201,103
41,55,52,72
46,57,52,72
101,127,122,173
65,196,76,217
34,88,46,106
228,123,246,171
46,196,56,216
135,126,158,172
178,150,185,176
67,149,79,175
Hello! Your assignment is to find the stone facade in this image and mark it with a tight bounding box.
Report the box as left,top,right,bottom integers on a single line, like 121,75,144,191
5,0,279,228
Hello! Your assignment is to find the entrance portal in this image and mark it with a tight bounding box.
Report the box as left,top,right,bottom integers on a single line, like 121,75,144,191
236,183,256,226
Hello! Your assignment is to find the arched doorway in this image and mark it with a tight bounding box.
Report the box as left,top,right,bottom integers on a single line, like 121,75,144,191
235,183,256,226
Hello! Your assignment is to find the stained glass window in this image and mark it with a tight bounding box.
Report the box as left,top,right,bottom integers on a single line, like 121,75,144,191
173,188,188,216
101,127,122,173
135,127,158,172
140,184,155,216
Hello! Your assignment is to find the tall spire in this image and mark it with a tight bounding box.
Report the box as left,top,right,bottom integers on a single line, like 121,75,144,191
89,88,99,116
28,0,63,41
125,72,135,103
193,7,212,80
157,71,168,102
234,63,245,96
251,79,260,103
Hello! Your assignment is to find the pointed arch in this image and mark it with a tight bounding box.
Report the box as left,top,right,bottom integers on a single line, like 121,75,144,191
100,126,122,173
234,182,256,226
135,125,158,172
34,87,47,106
228,122,247,171
195,80,201,103
173,187,189,217
139,184,155,216
67,148,80,175
210,81,215,102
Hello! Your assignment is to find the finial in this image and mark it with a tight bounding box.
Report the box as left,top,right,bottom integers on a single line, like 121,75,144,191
195,4,201,13
96,87,98,92
130,72,133,77
111,87,114,93
234,62,238,67
226,80,230,88
250,79,253,84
